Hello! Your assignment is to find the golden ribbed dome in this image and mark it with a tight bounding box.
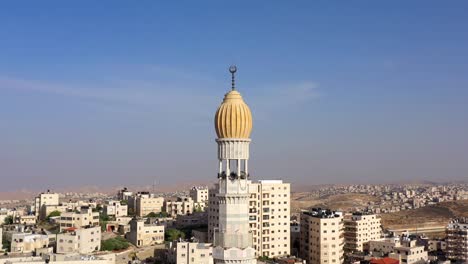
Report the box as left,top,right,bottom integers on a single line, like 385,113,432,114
214,90,253,139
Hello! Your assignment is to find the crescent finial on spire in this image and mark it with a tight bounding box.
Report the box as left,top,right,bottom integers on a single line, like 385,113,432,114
229,65,237,91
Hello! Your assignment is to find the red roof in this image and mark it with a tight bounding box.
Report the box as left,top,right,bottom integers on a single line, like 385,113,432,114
370,257,399,264
65,227,77,232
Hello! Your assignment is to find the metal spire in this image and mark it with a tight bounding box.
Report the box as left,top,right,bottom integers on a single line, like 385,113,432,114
229,65,237,90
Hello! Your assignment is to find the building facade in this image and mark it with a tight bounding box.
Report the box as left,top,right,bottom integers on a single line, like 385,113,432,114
127,218,165,247
208,180,291,258
10,233,51,253
368,236,428,264
164,197,194,217
190,187,209,204
103,200,128,217
446,217,468,262
344,212,382,253
58,207,99,231
57,226,101,254
167,240,214,264
34,191,60,220
133,194,164,217
300,209,344,264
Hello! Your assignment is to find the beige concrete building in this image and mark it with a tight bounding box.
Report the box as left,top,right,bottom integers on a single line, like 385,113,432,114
446,217,468,262
167,240,213,264
344,212,382,253
190,186,209,212
164,197,194,217
127,218,165,247
103,200,128,217
17,215,36,225
40,205,68,221
369,236,428,264
58,207,99,231
34,191,60,220
208,179,291,258
10,233,51,253
56,226,101,254
300,209,344,264
0,253,115,264
190,186,209,203
131,193,164,217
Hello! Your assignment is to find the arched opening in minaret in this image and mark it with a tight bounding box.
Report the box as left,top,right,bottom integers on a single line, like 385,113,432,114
218,159,249,180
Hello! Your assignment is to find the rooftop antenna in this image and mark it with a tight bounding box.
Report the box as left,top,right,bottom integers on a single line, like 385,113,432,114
229,65,237,91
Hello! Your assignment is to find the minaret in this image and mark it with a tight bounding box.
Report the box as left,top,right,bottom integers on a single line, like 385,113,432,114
212,66,257,264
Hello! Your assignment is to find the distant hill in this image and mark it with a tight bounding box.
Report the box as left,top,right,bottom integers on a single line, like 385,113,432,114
291,192,378,213
381,200,468,229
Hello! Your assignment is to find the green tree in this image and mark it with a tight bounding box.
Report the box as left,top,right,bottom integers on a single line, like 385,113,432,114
2,239,11,252
165,228,185,242
101,236,130,251
46,211,61,220
146,212,169,218
194,205,203,213
3,215,14,225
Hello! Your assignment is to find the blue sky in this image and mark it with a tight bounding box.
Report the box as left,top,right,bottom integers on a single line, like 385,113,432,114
1,1,467,191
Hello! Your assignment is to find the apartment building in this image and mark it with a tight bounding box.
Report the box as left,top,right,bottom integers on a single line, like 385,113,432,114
300,209,344,264
10,233,51,253
166,240,213,264
34,191,59,219
344,212,382,253
58,207,99,231
369,236,428,264
190,186,209,203
446,217,468,262
57,226,101,254
129,192,164,217
164,197,194,217
208,180,291,258
118,187,133,201
103,200,128,217
190,187,209,212
39,205,68,221
127,218,165,247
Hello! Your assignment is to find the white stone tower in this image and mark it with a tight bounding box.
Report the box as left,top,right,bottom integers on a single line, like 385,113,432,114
212,66,257,264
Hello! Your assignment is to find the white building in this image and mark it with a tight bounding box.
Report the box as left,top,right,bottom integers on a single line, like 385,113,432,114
118,187,133,201
17,215,36,225
130,193,164,217
10,233,51,253
208,180,291,258
369,236,428,264
103,200,127,217
164,197,194,217
56,226,101,254
34,191,59,220
344,212,382,253
127,218,165,247
58,207,100,231
167,240,213,264
248,180,291,258
300,209,344,264
446,217,468,262
190,187,209,204
210,66,257,264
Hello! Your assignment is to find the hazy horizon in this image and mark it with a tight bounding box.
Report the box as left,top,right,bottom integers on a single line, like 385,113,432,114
1,2,468,192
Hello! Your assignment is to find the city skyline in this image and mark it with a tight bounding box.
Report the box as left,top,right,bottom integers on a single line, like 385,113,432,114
2,1,468,192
